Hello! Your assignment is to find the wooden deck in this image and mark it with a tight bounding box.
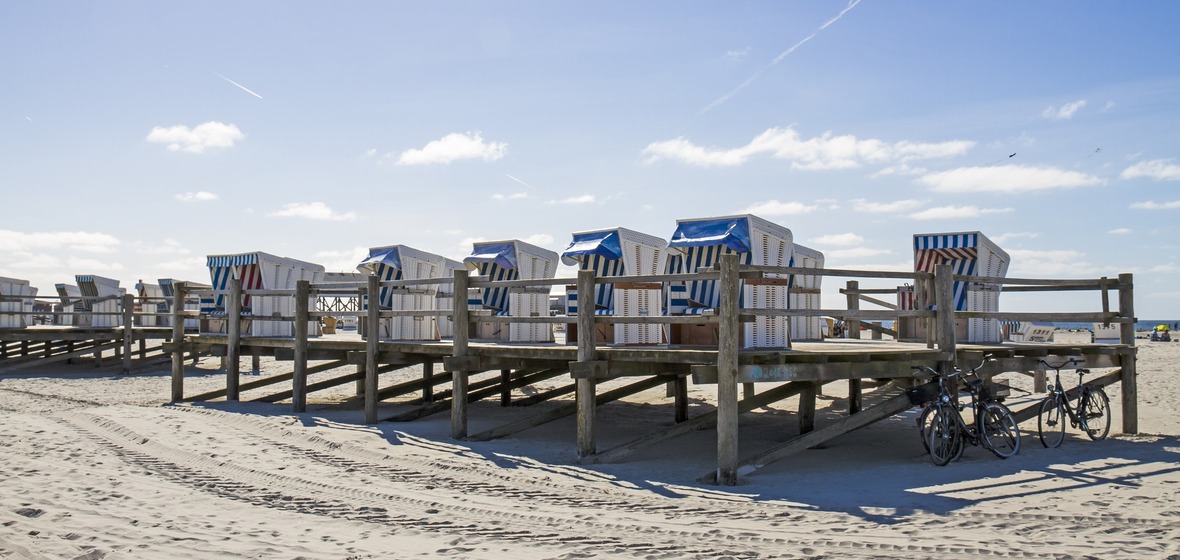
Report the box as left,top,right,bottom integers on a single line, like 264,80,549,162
2,259,1139,485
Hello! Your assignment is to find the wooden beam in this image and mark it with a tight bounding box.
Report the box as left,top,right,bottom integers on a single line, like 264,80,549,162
292,279,310,413
705,389,914,482
715,254,740,486
451,268,470,439
584,381,809,464
365,275,379,424
576,269,598,457
468,375,668,442
1118,273,1137,434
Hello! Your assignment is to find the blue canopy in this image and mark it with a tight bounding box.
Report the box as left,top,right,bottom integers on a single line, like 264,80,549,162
464,241,518,270
357,246,401,273
668,217,752,252
561,230,622,265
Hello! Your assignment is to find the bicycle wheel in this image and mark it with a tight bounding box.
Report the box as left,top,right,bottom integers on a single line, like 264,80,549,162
925,405,960,466
1037,395,1066,448
1082,388,1112,441
981,402,1021,459
918,405,936,453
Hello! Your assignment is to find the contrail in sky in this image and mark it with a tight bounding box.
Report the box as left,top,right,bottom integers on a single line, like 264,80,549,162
700,0,862,114
505,174,538,190
215,72,264,100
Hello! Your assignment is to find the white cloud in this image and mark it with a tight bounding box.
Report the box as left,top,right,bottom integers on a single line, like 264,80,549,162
872,163,928,177
1042,99,1087,120
492,192,530,200
1107,228,1132,235
314,247,370,272
0,230,120,253
146,121,244,153
991,232,1040,244
909,205,1014,220
917,164,1104,193
523,234,554,248
850,198,926,213
829,247,893,259
394,132,507,165
547,195,595,205
364,148,377,157
5,252,62,269
725,47,751,61
740,199,818,216
809,233,863,246
1120,159,1180,181
642,127,974,170
67,258,125,272
268,202,358,221
175,191,219,202
1131,200,1180,210
135,238,190,255
1007,248,1089,276
154,256,206,272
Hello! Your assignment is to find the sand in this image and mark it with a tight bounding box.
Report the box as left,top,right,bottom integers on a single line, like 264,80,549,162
1,330,1178,559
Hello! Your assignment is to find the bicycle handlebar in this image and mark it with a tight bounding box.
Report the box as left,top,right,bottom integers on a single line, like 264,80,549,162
1037,358,1084,371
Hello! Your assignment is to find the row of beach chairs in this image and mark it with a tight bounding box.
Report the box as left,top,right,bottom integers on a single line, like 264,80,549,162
1,214,1019,347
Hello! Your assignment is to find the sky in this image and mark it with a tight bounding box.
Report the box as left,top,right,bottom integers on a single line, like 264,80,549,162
3,1,1179,318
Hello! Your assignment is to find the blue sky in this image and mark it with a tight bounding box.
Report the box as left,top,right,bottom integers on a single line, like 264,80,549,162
3,1,1179,317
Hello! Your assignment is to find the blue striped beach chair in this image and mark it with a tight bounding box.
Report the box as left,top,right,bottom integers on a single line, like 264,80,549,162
0,277,37,329
912,231,1010,343
561,227,669,345
54,283,85,326
158,278,208,329
356,244,448,341
666,214,796,348
205,252,325,337
76,275,125,328
464,240,558,342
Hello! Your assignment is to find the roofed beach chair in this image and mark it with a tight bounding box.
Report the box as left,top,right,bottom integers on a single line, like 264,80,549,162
1005,321,1056,343
436,258,465,338
903,231,1010,343
665,214,796,348
55,283,85,326
786,244,825,341
204,251,325,337
0,277,37,329
76,275,125,328
561,227,669,345
356,244,449,341
159,278,209,329
463,240,558,342
134,280,166,327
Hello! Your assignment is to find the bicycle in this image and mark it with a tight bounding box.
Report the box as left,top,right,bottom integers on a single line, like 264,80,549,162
914,358,1021,466
1036,358,1112,447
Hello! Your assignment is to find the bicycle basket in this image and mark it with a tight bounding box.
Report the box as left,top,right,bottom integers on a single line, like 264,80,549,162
906,381,940,406
979,382,1011,402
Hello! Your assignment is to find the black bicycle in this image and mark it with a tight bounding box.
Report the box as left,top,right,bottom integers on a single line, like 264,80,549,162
1036,358,1112,447
915,358,1021,466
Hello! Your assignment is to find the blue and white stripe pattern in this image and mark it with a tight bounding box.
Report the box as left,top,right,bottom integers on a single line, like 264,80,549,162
473,262,517,312
913,233,979,311
207,254,261,267
665,246,751,313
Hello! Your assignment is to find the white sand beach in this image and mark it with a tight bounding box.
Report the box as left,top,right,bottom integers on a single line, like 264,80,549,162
1,330,1178,559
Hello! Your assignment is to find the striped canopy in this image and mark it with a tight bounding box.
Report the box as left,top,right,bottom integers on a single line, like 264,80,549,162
669,217,752,252
561,230,622,265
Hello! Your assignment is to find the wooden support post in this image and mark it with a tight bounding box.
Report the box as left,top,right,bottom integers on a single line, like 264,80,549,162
365,275,380,424
1033,362,1047,393
924,275,936,349
743,383,755,400
500,369,512,406
226,277,242,402
799,381,817,434
674,376,688,423
356,363,366,396
845,280,861,339
451,268,470,439
422,360,434,403
576,269,598,457
1118,273,1138,434
122,294,134,373
170,282,186,402
716,253,741,485
292,280,310,413
252,349,261,375
934,264,956,365
848,378,862,415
